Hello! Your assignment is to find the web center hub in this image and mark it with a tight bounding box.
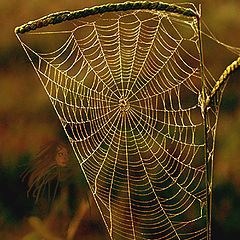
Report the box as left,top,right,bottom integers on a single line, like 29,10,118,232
119,98,130,112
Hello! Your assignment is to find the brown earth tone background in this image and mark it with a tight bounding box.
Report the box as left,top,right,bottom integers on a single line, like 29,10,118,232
0,0,240,239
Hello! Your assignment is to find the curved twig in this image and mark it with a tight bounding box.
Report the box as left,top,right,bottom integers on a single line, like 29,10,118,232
15,1,197,34
205,56,240,109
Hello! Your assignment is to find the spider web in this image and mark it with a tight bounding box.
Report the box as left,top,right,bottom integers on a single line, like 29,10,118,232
16,7,226,240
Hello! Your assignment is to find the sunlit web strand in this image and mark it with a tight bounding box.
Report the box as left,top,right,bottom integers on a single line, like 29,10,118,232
16,5,218,239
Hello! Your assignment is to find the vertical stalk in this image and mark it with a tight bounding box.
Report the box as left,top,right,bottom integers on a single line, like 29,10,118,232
197,5,206,104
197,5,211,240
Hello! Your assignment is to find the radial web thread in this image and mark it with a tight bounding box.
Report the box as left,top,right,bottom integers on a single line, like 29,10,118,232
15,6,238,240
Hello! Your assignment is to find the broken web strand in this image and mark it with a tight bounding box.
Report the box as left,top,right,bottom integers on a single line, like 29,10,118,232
15,2,240,239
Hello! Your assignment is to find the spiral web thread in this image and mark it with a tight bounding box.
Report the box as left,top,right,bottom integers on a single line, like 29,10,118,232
16,6,228,240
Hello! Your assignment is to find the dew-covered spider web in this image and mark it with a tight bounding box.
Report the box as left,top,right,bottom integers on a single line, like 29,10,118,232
15,2,240,240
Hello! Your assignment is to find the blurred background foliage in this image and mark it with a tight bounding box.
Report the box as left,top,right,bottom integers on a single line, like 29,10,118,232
0,0,239,239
